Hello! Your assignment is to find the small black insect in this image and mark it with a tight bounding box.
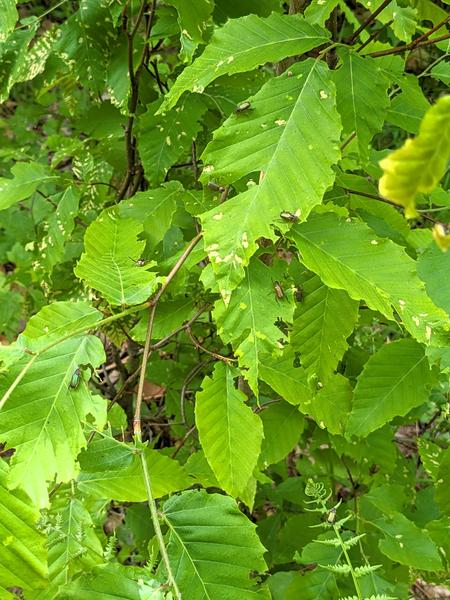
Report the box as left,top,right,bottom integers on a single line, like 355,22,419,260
207,181,225,193
273,280,285,300
235,101,252,113
294,287,303,302
130,257,146,266
280,210,300,223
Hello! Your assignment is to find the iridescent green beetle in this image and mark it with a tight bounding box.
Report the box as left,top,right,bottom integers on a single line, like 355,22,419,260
69,368,82,389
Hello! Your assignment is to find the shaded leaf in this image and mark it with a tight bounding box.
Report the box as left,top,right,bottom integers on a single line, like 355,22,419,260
75,208,159,306
0,162,58,211
195,363,263,498
57,564,165,599
290,273,359,382
333,49,390,162
259,401,304,466
166,0,214,62
347,339,434,437
312,373,352,435
139,97,207,186
162,489,269,599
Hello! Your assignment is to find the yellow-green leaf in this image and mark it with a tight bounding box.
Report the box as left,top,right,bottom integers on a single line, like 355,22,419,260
379,95,450,218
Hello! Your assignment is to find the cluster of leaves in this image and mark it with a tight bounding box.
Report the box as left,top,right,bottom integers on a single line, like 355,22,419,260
0,0,449,598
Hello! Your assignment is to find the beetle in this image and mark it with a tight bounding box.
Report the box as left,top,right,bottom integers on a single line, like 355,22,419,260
273,280,285,301
69,367,82,389
207,181,225,193
130,257,146,266
280,210,300,223
325,507,337,525
235,101,252,113
294,286,303,303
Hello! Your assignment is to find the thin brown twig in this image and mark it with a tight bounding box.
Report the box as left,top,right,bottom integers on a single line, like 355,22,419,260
344,188,438,223
369,32,450,58
171,425,197,459
348,0,394,44
180,360,212,424
409,15,450,51
117,1,157,200
150,305,210,350
133,233,203,438
357,19,393,53
186,326,236,363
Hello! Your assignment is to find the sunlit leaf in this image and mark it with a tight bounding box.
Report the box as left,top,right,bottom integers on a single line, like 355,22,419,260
379,95,450,218
160,13,330,111
0,461,47,595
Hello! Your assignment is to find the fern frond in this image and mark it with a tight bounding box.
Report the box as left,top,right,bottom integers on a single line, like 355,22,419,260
320,562,351,575
316,538,341,547
354,564,382,577
342,533,366,549
334,513,353,529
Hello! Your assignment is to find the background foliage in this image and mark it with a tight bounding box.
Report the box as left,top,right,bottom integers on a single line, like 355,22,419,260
0,0,449,598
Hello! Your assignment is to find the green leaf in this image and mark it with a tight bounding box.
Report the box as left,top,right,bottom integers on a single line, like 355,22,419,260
379,95,450,218
259,401,304,466
0,0,17,41
347,339,434,438
119,181,184,249
57,564,165,599
195,363,263,498
55,0,115,93
288,212,450,346
312,373,352,434
375,512,443,571
333,49,390,162
212,257,295,393
19,301,103,352
0,335,105,507
286,569,339,599
200,59,341,294
290,273,359,382
39,187,80,274
304,0,340,26
0,162,58,211
162,489,269,599
75,208,159,306
78,437,190,501
430,61,450,85
386,76,430,134
44,495,103,588
259,353,312,409
159,13,330,112
0,461,47,595
166,0,214,62
0,23,37,101
435,446,450,512
417,244,450,316
138,97,207,186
